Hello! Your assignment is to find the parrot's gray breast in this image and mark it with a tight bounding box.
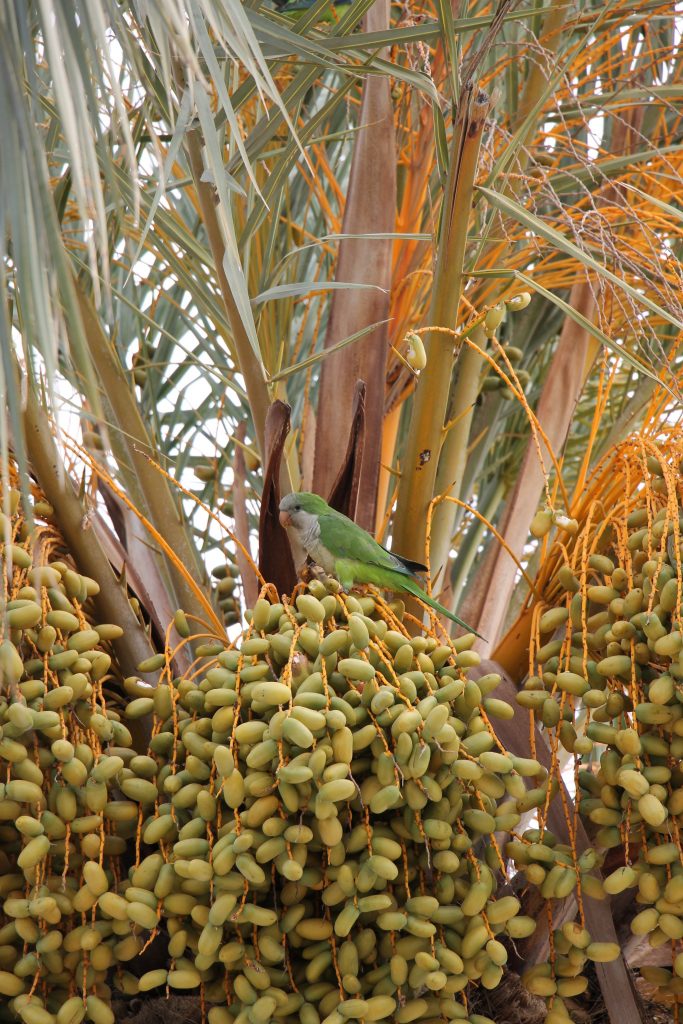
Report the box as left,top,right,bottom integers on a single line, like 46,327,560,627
297,513,336,574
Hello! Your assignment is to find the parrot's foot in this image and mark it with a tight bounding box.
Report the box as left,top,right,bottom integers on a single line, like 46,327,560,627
298,562,320,585
299,561,342,594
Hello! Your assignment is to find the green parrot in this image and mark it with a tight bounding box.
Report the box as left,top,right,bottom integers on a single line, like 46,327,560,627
278,492,482,637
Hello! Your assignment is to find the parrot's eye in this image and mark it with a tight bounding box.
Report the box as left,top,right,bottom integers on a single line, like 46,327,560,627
295,505,301,511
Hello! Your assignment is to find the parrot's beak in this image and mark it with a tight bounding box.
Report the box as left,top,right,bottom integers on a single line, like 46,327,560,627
279,510,292,529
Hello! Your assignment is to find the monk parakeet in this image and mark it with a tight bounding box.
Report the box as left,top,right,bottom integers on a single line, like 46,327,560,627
279,492,481,636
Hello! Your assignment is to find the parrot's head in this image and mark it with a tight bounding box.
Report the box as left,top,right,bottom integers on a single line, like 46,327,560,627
279,491,329,532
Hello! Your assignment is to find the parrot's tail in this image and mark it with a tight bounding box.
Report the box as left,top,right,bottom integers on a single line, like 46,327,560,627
399,575,485,641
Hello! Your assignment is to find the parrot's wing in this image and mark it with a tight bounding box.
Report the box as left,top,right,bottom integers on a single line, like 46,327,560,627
318,512,418,578
385,551,428,575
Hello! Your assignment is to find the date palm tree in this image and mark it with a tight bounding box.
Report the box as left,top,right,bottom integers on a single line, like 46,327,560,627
2,0,683,1020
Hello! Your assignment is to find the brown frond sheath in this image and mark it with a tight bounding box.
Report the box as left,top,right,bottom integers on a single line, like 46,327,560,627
312,0,395,532
327,380,366,521
258,401,297,594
